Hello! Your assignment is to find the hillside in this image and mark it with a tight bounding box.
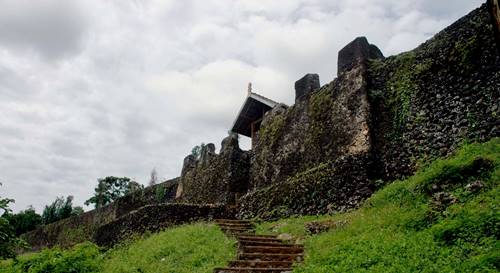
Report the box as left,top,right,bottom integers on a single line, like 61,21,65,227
2,138,498,272
14,1,499,253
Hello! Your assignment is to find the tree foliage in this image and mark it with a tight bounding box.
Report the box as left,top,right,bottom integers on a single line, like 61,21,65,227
190,143,206,159
2,206,42,236
84,176,143,209
41,196,79,225
0,183,25,259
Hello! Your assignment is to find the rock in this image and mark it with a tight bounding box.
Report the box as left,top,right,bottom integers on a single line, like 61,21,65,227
431,192,458,211
221,134,239,154
277,233,293,241
181,155,197,176
295,73,320,102
337,36,384,76
465,180,486,192
305,220,347,235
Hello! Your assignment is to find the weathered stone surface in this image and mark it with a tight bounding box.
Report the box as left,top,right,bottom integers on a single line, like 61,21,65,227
250,54,373,189
178,135,251,204
295,73,320,102
305,219,347,235
338,36,384,76
22,178,179,251
240,154,374,219
367,4,500,181
94,203,231,247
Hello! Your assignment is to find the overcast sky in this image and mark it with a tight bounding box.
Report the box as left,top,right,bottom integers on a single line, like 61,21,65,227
0,0,484,212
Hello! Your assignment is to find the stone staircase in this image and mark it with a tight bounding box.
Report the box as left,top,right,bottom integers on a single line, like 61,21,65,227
214,219,304,273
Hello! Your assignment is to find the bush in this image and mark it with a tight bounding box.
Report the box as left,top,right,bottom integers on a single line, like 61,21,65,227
42,196,78,225
3,206,42,236
1,242,102,273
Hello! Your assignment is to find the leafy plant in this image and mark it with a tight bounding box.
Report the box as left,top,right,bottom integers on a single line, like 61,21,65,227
85,177,144,209
42,196,79,225
190,143,206,160
0,183,25,259
2,206,42,236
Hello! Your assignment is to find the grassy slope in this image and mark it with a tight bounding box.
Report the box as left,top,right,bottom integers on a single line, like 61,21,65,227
256,138,499,272
1,139,498,272
0,223,236,273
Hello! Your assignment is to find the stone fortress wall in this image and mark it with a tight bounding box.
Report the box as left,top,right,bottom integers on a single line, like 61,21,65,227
22,2,500,249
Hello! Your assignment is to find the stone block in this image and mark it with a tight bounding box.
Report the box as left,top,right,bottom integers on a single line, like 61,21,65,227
295,73,320,102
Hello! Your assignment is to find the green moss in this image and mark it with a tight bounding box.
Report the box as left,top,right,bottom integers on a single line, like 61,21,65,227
307,87,334,145
259,113,287,147
57,226,92,249
255,138,500,272
453,36,478,72
374,52,432,138
155,185,167,202
309,88,333,121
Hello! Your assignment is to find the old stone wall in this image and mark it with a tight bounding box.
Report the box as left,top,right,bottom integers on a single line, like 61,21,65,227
367,4,500,181
22,178,179,251
239,3,499,219
94,203,232,247
239,154,374,219
177,135,251,204
249,37,382,189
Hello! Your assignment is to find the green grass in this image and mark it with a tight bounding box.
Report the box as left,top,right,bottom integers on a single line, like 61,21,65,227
101,223,236,273
1,139,498,272
0,222,236,273
255,138,500,272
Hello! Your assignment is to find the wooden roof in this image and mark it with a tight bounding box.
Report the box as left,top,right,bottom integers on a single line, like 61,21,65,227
231,92,279,137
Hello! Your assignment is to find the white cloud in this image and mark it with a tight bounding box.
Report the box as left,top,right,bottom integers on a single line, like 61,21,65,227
0,0,484,212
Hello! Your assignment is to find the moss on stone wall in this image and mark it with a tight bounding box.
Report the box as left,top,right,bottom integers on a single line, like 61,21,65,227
374,52,432,138
259,113,287,147
239,154,374,219
367,4,499,180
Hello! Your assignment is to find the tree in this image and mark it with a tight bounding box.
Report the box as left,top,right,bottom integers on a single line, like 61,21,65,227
149,168,158,186
71,206,84,216
2,206,42,236
190,142,206,159
85,176,144,208
0,183,24,259
42,196,78,225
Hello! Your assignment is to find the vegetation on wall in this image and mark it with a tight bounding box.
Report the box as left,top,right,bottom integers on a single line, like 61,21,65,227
258,113,287,147
369,52,432,138
190,143,206,160
255,138,499,272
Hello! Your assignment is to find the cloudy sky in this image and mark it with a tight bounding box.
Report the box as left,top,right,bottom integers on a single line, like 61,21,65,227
0,0,484,212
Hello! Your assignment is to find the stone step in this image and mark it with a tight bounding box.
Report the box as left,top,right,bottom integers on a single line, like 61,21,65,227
219,224,255,229
229,260,293,268
241,246,304,254
217,222,255,226
237,236,282,243
213,267,293,273
238,253,303,262
237,234,277,238
239,240,300,248
215,219,253,224
220,227,255,234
